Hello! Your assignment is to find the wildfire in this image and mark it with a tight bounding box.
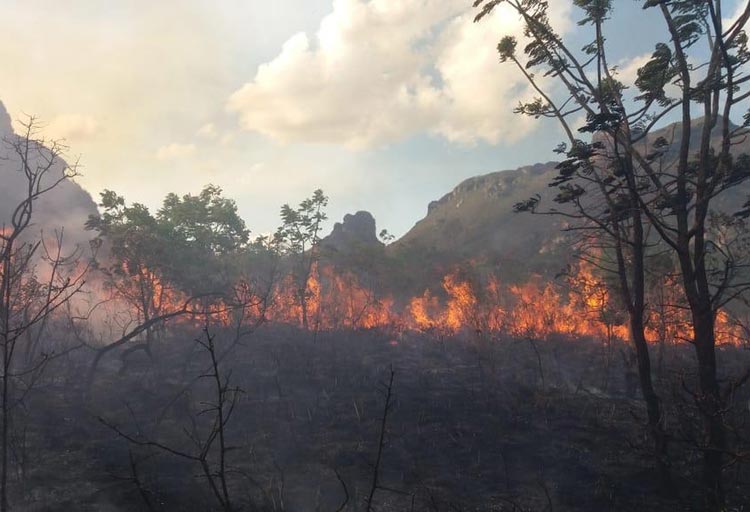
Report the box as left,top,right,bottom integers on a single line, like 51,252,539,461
260,261,747,348
267,264,395,330
87,257,749,348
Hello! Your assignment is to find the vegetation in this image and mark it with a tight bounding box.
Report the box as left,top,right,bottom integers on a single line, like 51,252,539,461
274,189,329,330
1,1,750,510
477,0,750,507
0,117,88,511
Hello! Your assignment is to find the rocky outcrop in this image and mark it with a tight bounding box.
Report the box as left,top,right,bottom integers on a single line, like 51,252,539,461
322,211,383,254
391,118,750,280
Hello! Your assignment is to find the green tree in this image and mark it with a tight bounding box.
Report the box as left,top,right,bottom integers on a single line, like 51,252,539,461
275,189,329,330
157,185,249,297
158,185,249,255
477,0,750,506
86,186,256,385
86,190,174,345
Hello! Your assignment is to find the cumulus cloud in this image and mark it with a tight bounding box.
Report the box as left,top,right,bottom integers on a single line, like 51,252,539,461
46,114,99,141
615,53,652,90
227,0,573,149
156,143,196,161
197,122,218,139
724,2,748,28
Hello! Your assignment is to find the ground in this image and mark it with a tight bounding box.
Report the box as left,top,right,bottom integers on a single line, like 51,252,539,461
10,325,750,511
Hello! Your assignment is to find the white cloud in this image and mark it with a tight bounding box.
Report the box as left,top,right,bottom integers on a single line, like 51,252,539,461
220,133,236,147
156,143,196,161
197,122,218,139
45,114,99,141
228,0,573,149
615,53,652,91
0,1,233,194
724,2,747,29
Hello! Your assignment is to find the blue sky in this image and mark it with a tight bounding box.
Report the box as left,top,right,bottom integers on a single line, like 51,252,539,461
1,0,745,238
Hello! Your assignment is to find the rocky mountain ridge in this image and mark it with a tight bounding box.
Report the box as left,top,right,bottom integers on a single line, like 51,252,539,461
0,101,98,249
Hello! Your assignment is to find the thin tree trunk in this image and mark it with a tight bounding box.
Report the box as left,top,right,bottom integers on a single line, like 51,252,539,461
1,341,9,512
613,201,671,489
693,307,725,508
631,320,670,487
1,249,11,512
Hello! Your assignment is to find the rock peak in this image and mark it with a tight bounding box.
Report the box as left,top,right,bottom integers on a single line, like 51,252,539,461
0,101,12,136
323,211,383,253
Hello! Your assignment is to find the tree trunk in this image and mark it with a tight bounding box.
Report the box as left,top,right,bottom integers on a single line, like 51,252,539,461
1,344,9,512
693,307,725,508
299,288,309,330
631,315,671,488
1,250,11,512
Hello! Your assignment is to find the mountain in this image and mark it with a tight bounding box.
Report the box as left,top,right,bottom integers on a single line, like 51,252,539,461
0,101,98,250
322,211,383,254
390,162,569,285
389,118,750,285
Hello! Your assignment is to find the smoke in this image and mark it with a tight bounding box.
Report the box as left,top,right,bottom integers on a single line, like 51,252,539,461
0,100,99,254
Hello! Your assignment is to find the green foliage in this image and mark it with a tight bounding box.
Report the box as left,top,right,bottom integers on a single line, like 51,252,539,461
497,36,517,62
513,193,541,214
635,43,677,107
157,185,249,255
273,189,329,328
514,97,554,119
87,185,251,305
85,190,166,280
573,0,613,26
275,189,329,255
378,229,395,244
551,140,600,186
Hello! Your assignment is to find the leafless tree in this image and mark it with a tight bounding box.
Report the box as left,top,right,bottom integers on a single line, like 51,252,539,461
100,324,242,511
0,116,88,510
366,367,398,511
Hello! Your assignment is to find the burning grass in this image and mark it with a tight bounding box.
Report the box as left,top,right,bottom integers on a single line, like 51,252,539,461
260,262,748,348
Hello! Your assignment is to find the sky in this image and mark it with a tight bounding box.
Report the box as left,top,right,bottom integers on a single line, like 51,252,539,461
0,0,746,238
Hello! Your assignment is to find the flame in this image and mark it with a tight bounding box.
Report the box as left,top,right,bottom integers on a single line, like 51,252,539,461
267,264,395,330
84,254,750,348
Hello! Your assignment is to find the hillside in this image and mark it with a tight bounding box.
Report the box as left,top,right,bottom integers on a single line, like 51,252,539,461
0,101,98,249
388,118,750,287
390,161,568,281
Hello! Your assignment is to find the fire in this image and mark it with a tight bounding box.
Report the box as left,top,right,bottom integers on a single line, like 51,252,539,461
508,280,574,339
267,264,395,330
402,267,622,341
94,255,749,348
259,261,747,348
443,273,479,332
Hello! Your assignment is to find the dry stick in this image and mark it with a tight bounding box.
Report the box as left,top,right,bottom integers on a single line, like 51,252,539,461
334,469,349,512
526,337,545,391
366,367,395,512
539,476,554,512
0,122,86,512
85,306,193,391
100,326,240,512
128,449,157,512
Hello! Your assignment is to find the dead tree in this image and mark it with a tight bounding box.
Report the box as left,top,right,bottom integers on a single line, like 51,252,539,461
366,367,396,512
100,325,242,511
84,295,206,391
0,116,88,511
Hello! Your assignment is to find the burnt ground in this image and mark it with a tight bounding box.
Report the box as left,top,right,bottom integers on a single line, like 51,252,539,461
9,326,750,511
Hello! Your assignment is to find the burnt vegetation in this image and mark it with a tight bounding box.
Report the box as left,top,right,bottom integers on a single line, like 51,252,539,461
1,1,750,511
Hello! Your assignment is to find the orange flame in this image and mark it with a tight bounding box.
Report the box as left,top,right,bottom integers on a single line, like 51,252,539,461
97,256,750,348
